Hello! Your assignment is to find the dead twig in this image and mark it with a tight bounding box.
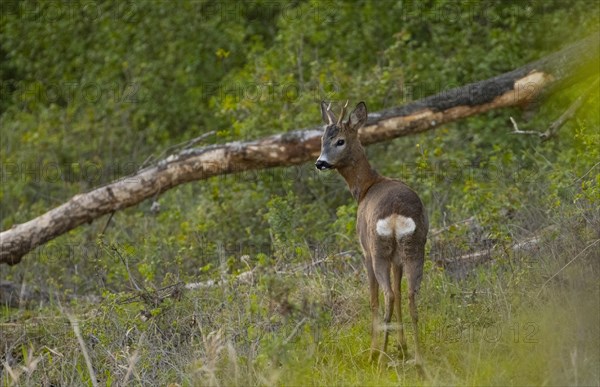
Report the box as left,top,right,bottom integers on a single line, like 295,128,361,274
430,217,476,238
284,317,308,344
573,161,600,183
138,131,216,170
542,77,599,141
435,227,554,267
102,241,142,292
182,131,217,150
536,239,600,298
118,282,184,305
100,211,115,235
510,77,599,140
509,116,545,137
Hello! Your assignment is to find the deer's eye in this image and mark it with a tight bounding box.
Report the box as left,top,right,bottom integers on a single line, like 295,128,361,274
336,139,345,146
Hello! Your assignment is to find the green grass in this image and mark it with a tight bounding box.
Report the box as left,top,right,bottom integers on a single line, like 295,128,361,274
2,232,598,386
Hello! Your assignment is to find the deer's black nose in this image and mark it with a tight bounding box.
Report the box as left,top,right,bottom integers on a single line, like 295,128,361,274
315,159,333,170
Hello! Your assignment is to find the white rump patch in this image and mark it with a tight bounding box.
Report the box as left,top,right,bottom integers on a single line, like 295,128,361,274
376,218,394,237
376,214,416,239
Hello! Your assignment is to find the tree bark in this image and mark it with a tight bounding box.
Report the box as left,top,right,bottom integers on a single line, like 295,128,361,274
1,34,598,265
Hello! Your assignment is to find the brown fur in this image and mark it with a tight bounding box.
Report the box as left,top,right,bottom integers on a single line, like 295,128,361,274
316,101,428,370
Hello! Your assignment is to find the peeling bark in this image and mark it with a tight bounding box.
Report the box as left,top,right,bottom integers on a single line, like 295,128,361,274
1,35,598,265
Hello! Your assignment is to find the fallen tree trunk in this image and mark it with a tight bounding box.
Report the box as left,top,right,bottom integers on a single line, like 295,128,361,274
1,34,598,265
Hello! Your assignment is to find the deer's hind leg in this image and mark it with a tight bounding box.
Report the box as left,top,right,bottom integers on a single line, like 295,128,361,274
405,251,425,373
372,252,394,367
392,263,407,357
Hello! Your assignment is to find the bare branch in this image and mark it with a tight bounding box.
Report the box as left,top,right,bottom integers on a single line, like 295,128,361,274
542,77,600,141
510,77,599,140
536,239,600,298
509,116,546,137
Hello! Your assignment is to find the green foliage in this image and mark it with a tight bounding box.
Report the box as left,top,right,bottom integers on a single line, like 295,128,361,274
1,0,599,385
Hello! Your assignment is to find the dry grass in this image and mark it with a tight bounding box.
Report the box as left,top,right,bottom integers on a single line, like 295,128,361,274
2,226,599,386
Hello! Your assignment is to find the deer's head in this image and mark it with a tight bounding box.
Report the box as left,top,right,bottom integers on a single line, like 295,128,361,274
315,101,368,170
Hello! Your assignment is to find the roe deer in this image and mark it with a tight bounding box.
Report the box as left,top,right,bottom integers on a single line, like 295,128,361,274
315,101,428,370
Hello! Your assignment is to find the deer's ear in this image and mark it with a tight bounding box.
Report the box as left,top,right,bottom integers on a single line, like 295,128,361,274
348,101,367,131
320,100,336,125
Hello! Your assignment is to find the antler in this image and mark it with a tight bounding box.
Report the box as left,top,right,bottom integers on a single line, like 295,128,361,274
326,102,334,125
337,100,349,125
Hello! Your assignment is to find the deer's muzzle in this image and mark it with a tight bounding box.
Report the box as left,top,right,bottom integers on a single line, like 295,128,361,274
315,159,333,170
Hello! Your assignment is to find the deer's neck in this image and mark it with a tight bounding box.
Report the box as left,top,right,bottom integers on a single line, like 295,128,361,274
338,146,381,202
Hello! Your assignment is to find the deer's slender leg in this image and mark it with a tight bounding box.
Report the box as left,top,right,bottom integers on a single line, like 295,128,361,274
392,263,407,357
373,257,393,367
364,254,380,362
405,257,425,375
